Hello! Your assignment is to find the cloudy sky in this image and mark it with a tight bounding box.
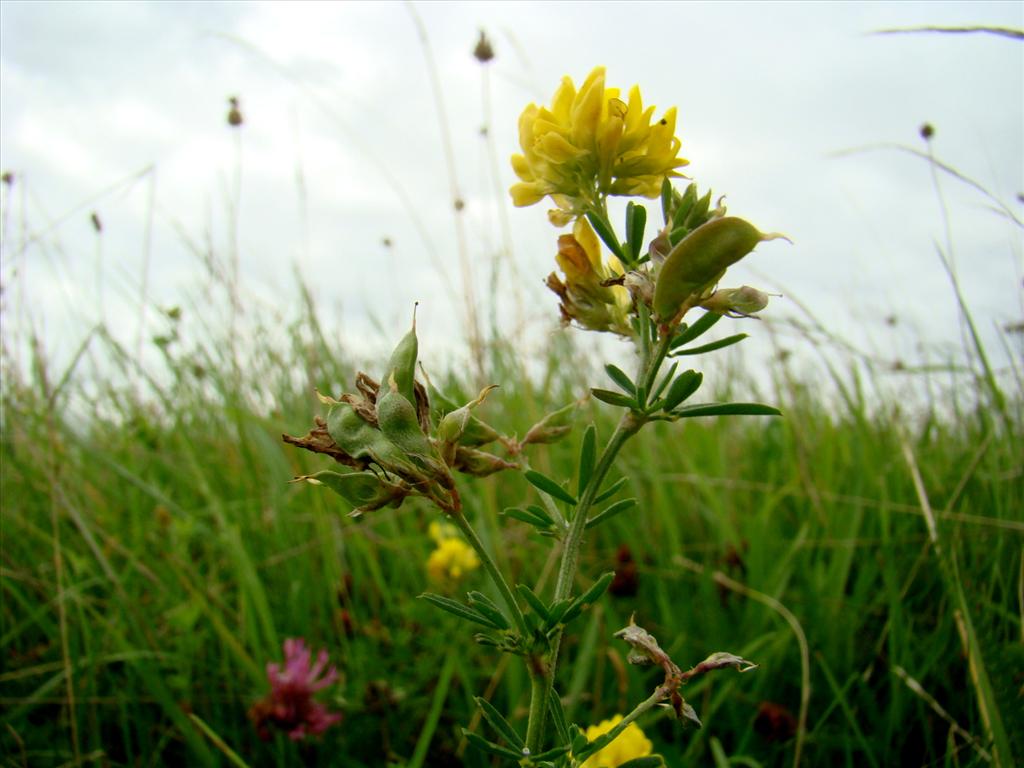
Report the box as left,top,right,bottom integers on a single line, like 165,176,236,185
1,1,1022,388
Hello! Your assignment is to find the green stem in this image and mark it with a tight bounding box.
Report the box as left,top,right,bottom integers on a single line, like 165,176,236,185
524,669,550,755
449,511,528,637
574,686,665,763
522,412,643,755
523,327,675,755
554,414,641,603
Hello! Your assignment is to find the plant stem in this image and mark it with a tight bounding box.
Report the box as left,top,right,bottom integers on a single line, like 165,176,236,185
524,670,550,755
574,687,665,763
523,404,646,754
449,511,528,636
553,414,642,603
522,326,675,754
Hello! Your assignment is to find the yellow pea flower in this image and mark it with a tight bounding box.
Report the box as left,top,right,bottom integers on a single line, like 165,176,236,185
426,522,480,584
510,67,688,223
545,217,631,335
579,715,653,768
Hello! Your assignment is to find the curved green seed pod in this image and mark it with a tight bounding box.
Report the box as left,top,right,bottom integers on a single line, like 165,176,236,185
327,401,419,477
436,385,498,445
383,311,419,405
653,217,779,322
291,470,406,515
376,381,434,459
326,402,382,458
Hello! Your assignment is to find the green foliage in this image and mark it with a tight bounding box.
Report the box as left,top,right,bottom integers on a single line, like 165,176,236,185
1,297,1020,767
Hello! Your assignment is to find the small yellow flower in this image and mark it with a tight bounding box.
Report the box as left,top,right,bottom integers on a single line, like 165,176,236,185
510,67,688,222
426,523,480,584
545,217,631,335
579,715,653,768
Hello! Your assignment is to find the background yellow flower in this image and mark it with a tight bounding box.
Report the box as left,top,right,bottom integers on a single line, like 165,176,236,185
426,524,480,584
579,715,653,767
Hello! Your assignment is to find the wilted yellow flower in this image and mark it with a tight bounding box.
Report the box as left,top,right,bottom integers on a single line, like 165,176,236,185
426,522,480,584
545,217,631,334
579,715,653,767
510,66,688,221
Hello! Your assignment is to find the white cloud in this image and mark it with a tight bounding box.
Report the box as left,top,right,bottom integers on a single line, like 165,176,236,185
1,0,1021,388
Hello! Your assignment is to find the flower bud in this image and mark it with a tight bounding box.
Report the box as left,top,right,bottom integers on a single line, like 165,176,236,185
698,285,771,317
521,398,583,447
452,446,518,477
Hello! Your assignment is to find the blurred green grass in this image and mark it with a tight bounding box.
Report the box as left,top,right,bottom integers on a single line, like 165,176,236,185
2,285,1020,767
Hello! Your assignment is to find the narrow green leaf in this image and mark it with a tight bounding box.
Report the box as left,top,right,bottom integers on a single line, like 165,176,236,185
671,310,722,348
500,507,554,531
570,725,589,755
604,364,636,395
626,202,647,267
474,697,525,749
563,572,615,623
462,730,525,760
674,402,782,418
516,584,552,622
662,370,703,411
660,178,673,225
467,591,511,630
671,333,748,357
651,362,678,401
419,593,500,629
189,715,254,768
585,498,638,530
547,690,571,745
532,744,572,761
524,469,578,506
591,388,637,409
408,652,456,768
546,598,574,628
594,476,628,504
473,632,502,647
526,504,556,525
586,210,626,260
683,189,713,228
673,183,697,227
578,424,597,497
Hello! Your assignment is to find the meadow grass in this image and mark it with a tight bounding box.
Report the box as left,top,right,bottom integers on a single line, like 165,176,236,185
1,285,1021,767
2,24,1022,765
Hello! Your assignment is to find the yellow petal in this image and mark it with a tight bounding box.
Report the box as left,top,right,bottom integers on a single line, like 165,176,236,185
538,132,585,163
571,67,606,150
510,182,546,207
572,217,604,272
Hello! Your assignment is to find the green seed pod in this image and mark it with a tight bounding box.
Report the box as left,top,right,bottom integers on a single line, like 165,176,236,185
327,402,383,458
698,285,771,317
376,382,433,457
452,446,518,477
291,470,406,515
653,217,781,323
520,398,583,447
436,385,499,445
327,401,422,479
383,311,419,406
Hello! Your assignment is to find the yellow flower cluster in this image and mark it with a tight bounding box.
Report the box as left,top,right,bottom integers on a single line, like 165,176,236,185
579,715,653,768
510,66,688,224
545,218,631,335
426,521,480,585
